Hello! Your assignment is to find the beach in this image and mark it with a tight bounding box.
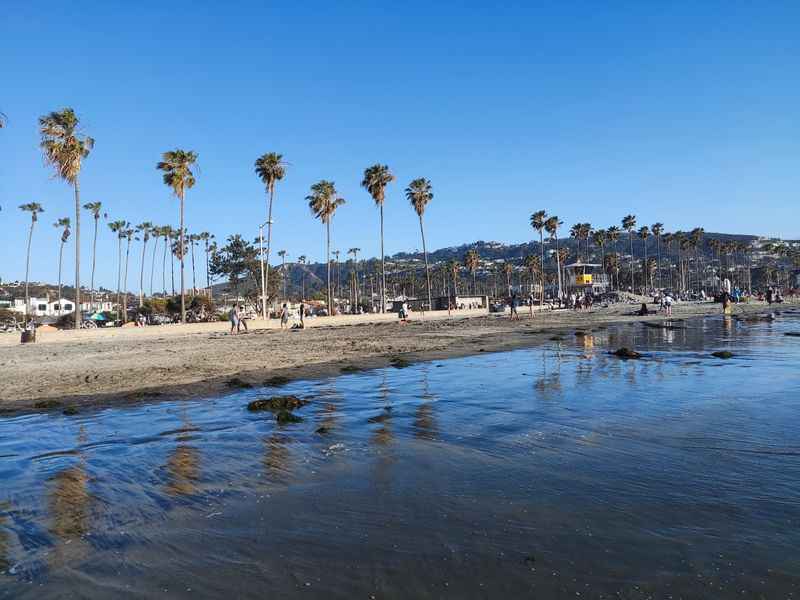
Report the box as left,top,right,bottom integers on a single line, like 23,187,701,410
0,300,791,413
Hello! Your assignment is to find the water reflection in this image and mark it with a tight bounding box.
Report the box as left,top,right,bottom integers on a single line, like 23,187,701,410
0,502,11,572
413,368,438,441
163,413,201,497
262,434,291,482
47,427,92,568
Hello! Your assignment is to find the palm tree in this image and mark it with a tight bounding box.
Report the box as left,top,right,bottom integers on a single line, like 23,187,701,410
464,249,480,294
277,250,288,299
545,216,563,299
157,149,197,323
298,255,307,300
188,233,199,294
135,222,153,307
524,254,542,298
160,225,174,296
651,223,664,290
605,226,621,290
169,228,180,296
503,262,513,295
82,201,102,307
638,226,650,291
348,248,361,306
198,232,213,294
690,227,704,293
361,164,395,313
148,226,162,297
332,249,341,300
530,210,547,307
108,220,127,317
39,108,94,329
122,227,135,321
592,229,607,285
307,181,345,313
254,152,286,311
19,203,44,319
621,215,637,291
54,217,71,310
450,260,461,296
405,178,434,310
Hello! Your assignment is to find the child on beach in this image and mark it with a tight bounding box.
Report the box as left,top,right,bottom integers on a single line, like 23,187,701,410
280,304,289,329
229,306,239,334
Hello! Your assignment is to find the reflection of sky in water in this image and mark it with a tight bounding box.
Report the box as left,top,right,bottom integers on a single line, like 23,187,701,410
1,312,800,598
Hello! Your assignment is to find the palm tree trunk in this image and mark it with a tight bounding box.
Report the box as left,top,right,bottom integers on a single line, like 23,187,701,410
57,239,64,315
554,235,562,299
282,255,287,300
264,185,275,314
206,244,212,298
162,236,168,296
539,231,545,307
380,205,386,313
123,238,132,323
139,238,147,308
179,194,186,323
643,240,648,292
190,240,197,295
90,216,98,309
116,236,122,319
170,242,176,297
419,216,432,311
656,237,662,290
628,231,634,292
24,219,34,320
326,221,332,314
150,236,159,297
73,179,81,329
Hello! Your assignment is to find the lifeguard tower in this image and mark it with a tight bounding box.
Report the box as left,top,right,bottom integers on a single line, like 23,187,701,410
564,262,609,294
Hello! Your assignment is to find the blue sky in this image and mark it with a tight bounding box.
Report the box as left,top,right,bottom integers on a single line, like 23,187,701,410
2,1,798,290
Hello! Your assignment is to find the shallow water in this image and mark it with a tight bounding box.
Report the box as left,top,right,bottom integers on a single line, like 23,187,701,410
2,312,800,598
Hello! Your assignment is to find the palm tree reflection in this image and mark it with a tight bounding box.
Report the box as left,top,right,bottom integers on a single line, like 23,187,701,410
163,413,200,497
413,367,438,441
370,371,394,447
263,434,291,482
47,426,92,567
0,502,11,572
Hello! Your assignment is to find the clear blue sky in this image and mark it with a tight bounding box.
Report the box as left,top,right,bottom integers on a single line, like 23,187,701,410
2,1,798,290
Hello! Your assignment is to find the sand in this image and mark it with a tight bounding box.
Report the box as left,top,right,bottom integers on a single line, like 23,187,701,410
0,300,792,413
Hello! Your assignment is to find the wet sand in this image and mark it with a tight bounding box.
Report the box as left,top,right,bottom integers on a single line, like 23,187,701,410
0,300,793,413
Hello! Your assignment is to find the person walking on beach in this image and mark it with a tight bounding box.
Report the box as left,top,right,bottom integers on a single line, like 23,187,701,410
510,292,520,320
299,302,305,329
280,303,289,330
229,305,240,334
237,305,249,332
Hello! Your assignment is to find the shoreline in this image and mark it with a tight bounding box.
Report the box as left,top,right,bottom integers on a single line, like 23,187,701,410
0,300,795,416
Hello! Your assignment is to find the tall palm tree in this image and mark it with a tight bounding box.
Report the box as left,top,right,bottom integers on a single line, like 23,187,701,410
530,210,547,307
621,215,637,291
361,164,395,313
605,226,621,290
450,260,461,296
157,149,198,323
307,181,345,313
188,233,199,294
108,220,127,317
254,152,286,310
122,227,135,322
332,250,341,300
544,216,563,299
39,108,94,329
20,203,44,319
464,249,480,294
592,229,607,285
524,254,542,298
348,248,361,306
298,255,307,300
198,232,213,294
569,223,582,261
277,250,288,299
82,201,102,308
638,226,650,291
135,222,153,307
651,222,664,290
405,178,434,310
148,225,162,297
54,217,71,310
160,225,174,296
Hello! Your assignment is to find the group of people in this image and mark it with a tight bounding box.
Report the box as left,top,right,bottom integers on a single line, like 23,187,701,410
230,303,306,334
